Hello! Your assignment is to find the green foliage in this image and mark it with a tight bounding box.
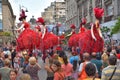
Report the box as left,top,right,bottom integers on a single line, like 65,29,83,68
111,17,120,35
101,26,110,33
3,32,11,36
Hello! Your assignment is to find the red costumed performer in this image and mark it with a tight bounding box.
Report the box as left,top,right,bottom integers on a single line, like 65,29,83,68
16,9,39,52
68,24,76,52
79,7,104,55
36,17,59,62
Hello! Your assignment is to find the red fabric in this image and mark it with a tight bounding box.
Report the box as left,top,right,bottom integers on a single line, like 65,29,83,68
36,17,44,24
79,24,104,54
41,28,59,50
68,31,76,47
117,54,120,59
94,7,104,19
16,22,40,51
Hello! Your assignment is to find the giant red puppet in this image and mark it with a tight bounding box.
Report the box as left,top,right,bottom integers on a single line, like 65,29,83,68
16,9,39,52
79,7,104,54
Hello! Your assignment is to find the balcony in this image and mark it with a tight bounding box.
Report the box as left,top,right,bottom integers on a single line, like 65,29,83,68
104,15,113,22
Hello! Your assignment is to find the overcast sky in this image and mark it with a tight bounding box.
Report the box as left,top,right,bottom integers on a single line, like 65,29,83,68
9,0,56,22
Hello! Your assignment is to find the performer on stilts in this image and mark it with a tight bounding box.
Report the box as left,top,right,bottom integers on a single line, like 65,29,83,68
36,17,59,62
15,9,39,55
78,7,104,57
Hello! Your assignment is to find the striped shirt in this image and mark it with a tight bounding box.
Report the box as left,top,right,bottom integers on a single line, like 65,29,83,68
101,65,120,80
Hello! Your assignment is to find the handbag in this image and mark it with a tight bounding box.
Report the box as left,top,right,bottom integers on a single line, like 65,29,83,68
109,66,117,80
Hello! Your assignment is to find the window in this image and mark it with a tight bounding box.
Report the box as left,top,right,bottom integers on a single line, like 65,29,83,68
106,4,113,16
0,2,2,30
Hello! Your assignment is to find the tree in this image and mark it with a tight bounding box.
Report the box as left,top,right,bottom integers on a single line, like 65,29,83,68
111,17,120,35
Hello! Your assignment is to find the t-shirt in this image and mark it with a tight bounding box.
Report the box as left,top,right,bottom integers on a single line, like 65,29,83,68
54,71,65,80
0,67,11,80
69,55,79,65
62,63,73,77
91,59,102,77
26,64,41,80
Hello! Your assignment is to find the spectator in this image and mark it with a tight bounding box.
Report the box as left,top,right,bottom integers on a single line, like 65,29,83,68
9,69,18,80
0,59,11,80
51,60,65,80
58,51,66,64
102,52,109,67
69,52,80,65
62,55,73,78
101,55,120,80
78,53,98,80
45,58,54,80
19,74,31,80
84,63,100,80
91,52,102,78
26,57,41,80
0,51,4,68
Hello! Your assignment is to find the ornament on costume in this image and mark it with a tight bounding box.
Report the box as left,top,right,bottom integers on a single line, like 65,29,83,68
70,24,76,29
35,25,41,31
36,17,45,24
19,9,27,21
94,7,104,19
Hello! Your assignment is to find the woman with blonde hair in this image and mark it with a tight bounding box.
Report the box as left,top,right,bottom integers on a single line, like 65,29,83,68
19,74,31,80
26,57,41,80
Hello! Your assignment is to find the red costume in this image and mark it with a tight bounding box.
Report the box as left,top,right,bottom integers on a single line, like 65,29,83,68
68,24,76,47
36,17,59,50
16,9,39,51
78,8,104,54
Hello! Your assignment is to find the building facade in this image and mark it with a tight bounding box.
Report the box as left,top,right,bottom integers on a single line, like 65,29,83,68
76,0,120,26
41,2,55,25
41,1,66,25
0,0,16,44
65,0,78,30
54,1,66,24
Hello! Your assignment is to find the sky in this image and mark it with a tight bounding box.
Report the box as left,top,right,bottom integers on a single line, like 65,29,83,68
9,0,56,22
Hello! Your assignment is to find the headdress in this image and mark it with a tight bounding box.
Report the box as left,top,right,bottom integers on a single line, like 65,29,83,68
36,17,45,24
70,24,76,29
19,9,27,21
94,7,104,19
80,18,87,27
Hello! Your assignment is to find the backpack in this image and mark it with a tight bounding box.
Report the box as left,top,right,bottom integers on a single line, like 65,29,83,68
78,62,87,80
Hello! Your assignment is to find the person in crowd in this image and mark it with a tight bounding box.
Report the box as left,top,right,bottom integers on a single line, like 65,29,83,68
84,63,100,80
78,52,98,80
19,74,31,80
69,52,80,65
90,52,102,78
0,59,11,80
45,58,54,80
9,69,18,80
13,53,20,71
101,52,109,68
62,55,73,78
58,51,66,64
101,55,120,80
51,60,65,80
0,49,4,68
26,57,41,80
